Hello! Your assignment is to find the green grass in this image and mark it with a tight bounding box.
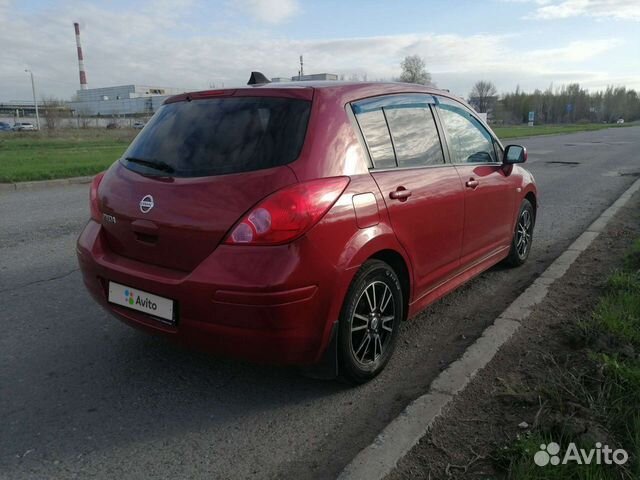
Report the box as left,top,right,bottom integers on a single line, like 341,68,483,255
498,239,640,479
0,130,135,182
592,271,640,345
0,122,636,183
493,123,634,140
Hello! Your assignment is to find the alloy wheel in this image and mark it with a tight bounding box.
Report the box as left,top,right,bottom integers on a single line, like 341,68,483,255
350,280,395,365
516,209,532,258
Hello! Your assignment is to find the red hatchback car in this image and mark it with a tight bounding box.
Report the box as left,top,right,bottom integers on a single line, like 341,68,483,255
77,80,537,383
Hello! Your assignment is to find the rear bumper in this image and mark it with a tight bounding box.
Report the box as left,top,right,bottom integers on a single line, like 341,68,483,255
77,220,347,365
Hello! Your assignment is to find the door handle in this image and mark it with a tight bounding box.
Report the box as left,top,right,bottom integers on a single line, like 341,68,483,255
465,178,479,189
389,187,412,201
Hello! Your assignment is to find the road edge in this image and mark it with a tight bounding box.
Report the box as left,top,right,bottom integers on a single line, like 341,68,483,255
338,177,640,480
495,123,637,142
0,175,93,192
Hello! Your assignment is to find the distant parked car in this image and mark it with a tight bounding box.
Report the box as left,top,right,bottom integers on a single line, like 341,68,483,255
132,121,145,129
106,122,119,129
13,122,35,131
616,118,625,124
0,122,12,131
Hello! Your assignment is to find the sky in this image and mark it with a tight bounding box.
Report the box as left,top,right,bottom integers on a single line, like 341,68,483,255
1,0,639,101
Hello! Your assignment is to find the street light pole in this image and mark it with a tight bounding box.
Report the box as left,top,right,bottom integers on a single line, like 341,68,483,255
25,69,40,130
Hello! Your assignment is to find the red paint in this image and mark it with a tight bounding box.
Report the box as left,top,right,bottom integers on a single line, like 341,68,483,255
454,164,515,264
352,193,379,229
224,177,350,245
77,82,537,366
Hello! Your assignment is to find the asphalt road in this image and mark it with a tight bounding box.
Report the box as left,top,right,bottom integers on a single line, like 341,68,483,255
1,126,639,479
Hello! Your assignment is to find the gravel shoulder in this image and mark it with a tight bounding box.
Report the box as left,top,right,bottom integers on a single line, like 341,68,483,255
387,189,640,479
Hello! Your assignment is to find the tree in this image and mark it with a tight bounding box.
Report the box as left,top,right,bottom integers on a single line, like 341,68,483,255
41,97,65,131
399,55,432,85
469,80,498,113
492,83,640,125
76,105,93,129
347,72,368,82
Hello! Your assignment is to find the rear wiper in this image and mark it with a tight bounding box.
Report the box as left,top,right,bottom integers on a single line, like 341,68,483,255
125,157,175,174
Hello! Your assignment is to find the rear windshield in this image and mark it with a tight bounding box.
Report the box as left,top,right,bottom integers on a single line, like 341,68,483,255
120,96,311,177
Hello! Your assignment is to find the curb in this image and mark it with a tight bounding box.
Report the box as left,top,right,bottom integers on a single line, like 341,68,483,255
0,175,93,193
338,177,640,480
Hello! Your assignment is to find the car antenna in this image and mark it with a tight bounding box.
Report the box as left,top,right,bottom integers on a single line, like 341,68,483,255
247,72,271,85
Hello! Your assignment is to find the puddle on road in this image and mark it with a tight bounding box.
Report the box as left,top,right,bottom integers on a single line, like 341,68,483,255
565,141,633,147
602,171,640,177
546,161,580,166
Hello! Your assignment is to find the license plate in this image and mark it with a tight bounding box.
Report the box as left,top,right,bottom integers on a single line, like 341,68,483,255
108,281,175,323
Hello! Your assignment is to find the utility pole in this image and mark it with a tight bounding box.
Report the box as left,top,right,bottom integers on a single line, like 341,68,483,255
25,69,40,130
299,55,304,78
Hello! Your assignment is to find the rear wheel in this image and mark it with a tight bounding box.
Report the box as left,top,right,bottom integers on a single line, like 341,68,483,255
338,260,403,384
505,199,534,267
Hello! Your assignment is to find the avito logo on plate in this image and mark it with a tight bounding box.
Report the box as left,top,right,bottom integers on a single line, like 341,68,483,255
107,282,175,323
124,289,158,311
124,289,134,305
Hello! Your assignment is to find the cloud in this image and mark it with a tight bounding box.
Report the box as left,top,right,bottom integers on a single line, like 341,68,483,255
0,0,10,20
526,39,623,62
238,0,300,24
0,1,634,103
524,0,640,21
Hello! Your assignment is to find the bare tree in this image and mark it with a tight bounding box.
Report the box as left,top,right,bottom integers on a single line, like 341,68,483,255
41,97,65,131
76,106,93,128
399,55,432,85
346,72,369,82
469,80,498,113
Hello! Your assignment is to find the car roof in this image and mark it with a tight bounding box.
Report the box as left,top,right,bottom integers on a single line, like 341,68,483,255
238,80,444,93
165,81,468,107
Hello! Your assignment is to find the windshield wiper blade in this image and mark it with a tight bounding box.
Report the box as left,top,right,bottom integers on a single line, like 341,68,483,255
125,157,175,173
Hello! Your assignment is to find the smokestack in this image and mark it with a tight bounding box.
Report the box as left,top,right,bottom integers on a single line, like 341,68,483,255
74,22,88,90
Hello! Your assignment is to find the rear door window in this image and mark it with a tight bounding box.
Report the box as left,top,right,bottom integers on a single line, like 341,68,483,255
384,106,444,168
121,97,311,177
353,109,396,169
352,94,444,169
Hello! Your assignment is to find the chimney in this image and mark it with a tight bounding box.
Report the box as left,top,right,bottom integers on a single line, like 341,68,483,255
74,22,88,90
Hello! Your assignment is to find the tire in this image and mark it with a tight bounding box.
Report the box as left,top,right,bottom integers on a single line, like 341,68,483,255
338,259,403,384
505,199,534,267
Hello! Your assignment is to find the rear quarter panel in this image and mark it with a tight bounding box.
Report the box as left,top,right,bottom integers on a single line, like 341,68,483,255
304,172,413,359
288,88,370,180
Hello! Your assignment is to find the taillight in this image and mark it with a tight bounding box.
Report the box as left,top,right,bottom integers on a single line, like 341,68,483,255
224,177,350,245
89,172,105,222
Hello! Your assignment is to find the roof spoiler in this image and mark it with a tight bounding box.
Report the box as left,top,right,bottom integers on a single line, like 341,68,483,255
247,72,271,85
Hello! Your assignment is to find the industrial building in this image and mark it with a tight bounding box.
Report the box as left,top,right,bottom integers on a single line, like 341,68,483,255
271,56,338,83
66,24,336,117
68,84,186,116
271,73,338,83
67,22,187,117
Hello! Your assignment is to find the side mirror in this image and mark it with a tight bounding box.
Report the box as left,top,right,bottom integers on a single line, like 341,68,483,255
503,145,527,164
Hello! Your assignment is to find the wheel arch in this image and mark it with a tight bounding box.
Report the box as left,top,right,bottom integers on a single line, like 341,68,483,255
368,249,411,321
309,245,412,376
524,190,538,222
